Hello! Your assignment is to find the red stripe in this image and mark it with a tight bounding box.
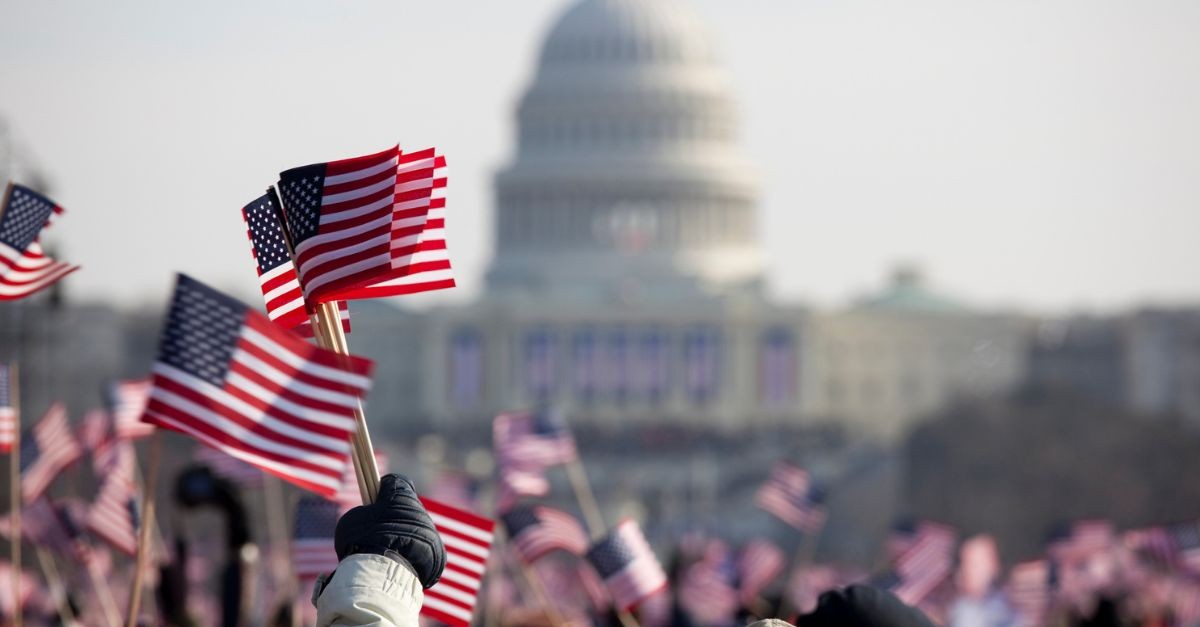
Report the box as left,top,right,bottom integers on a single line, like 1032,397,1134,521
145,382,345,470
422,497,494,531
334,277,455,300
242,314,372,376
319,184,396,216
325,146,398,176
234,336,367,400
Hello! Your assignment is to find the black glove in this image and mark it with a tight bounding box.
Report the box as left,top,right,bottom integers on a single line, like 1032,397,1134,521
794,585,935,627
334,474,446,589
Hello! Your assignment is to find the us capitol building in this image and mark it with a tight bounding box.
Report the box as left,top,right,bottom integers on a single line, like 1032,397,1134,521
358,0,1030,442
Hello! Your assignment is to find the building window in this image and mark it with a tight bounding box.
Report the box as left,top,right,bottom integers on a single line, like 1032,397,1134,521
573,329,601,402
448,329,483,408
636,328,670,403
683,326,721,404
760,328,797,408
523,328,557,401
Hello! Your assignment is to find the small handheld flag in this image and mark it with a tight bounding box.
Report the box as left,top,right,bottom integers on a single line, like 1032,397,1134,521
586,519,668,612
20,403,81,503
0,183,79,300
420,497,495,627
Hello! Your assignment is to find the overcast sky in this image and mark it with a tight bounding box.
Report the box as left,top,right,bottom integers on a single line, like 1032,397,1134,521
2,0,1198,314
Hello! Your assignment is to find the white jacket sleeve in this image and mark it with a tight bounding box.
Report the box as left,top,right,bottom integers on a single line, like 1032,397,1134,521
314,553,424,627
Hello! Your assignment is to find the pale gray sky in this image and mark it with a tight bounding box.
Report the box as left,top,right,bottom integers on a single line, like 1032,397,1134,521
2,0,1198,314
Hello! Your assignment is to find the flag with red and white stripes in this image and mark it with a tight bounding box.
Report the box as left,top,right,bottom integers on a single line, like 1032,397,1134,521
755,461,827,532
737,539,786,606
140,274,373,498
87,444,140,556
20,403,81,503
276,146,454,305
110,378,154,440
877,521,958,606
292,496,339,579
502,505,589,564
421,497,495,627
0,183,79,300
241,192,349,337
586,519,668,612
1005,559,1051,626
678,540,739,625
0,365,16,453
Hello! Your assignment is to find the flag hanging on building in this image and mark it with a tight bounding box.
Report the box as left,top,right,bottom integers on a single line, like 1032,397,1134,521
20,403,82,503
0,365,15,453
586,519,668,612
192,445,264,490
140,274,373,498
109,378,154,440
292,496,339,579
502,505,589,564
493,409,577,469
755,461,827,532
276,146,454,304
736,539,786,606
0,183,79,300
420,497,495,627
241,192,349,337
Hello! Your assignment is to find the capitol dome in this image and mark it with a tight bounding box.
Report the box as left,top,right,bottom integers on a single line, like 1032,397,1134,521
487,0,764,303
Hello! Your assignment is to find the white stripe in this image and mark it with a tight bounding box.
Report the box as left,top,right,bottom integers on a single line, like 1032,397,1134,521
266,297,305,320
239,326,372,390
430,512,494,544
298,215,391,259
0,264,75,296
421,595,474,622
427,582,478,606
322,173,397,206
0,243,50,267
437,567,481,590
259,263,294,283
223,372,356,442
395,179,434,194
143,408,342,492
321,194,394,225
261,276,301,304
301,250,392,294
149,364,350,463
445,554,487,576
397,156,436,172
323,155,399,186
441,534,491,560
230,349,362,413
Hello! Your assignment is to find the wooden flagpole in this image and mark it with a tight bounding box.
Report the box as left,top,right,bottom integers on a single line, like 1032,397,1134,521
86,558,121,627
34,548,75,627
9,363,22,627
125,432,162,627
267,187,379,504
562,455,641,627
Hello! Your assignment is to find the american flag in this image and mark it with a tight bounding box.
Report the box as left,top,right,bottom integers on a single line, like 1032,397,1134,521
737,539,786,605
192,445,264,490
493,409,577,469
77,408,109,453
421,497,495,627
1005,559,1051,625
0,365,15,453
277,146,454,304
495,464,550,514
1169,522,1200,574
140,274,373,498
87,469,140,556
677,540,739,625
241,192,349,337
7,498,72,554
109,378,154,440
585,519,668,612
292,496,339,579
502,505,589,564
1123,526,1175,567
20,402,81,503
426,471,477,511
755,461,827,532
0,183,78,300
880,521,958,606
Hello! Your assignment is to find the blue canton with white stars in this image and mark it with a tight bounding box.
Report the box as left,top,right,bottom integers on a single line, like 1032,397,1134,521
502,505,541,537
277,164,327,246
294,496,338,539
243,194,292,273
0,365,10,407
0,184,57,253
19,435,40,473
588,532,637,578
157,275,247,388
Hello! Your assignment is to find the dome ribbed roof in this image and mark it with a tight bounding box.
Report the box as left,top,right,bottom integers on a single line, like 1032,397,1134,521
538,0,715,67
